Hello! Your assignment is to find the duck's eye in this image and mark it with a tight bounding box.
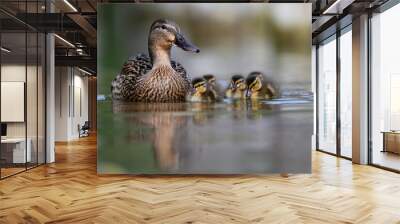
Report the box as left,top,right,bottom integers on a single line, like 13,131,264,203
161,25,167,30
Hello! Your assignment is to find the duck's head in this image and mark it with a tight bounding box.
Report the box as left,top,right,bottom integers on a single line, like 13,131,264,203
203,74,216,85
192,77,208,94
229,75,246,91
149,19,200,57
246,72,264,93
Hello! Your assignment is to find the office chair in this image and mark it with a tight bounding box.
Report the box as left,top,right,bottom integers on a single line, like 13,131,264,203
79,121,90,138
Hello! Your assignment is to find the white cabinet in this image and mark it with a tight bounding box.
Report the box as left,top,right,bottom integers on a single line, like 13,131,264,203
1,138,32,163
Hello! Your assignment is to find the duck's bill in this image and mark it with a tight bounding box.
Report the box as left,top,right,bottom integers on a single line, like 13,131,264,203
175,33,200,53
229,82,236,90
246,89,251,98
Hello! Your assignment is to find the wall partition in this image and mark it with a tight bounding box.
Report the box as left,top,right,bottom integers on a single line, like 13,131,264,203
0,30,28,177
0,3,46,179
54,66,90,142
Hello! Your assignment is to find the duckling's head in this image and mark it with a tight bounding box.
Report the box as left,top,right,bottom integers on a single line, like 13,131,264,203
246,72,264,92
229,75,246,91
192,77,208,94
203,74,216,85
149,19,200,60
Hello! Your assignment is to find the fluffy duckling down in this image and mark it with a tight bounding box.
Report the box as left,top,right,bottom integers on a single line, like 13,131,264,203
187,77,216,102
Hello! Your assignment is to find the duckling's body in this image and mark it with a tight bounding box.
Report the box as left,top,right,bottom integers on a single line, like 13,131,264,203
225,89,244,99
225,75,247,99
111,19,199,102
187,77,215,102
246,72,278,100
203,74,222,101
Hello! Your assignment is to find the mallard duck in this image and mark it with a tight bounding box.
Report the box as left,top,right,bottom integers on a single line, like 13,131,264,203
187,77,215,102
111,19,200,102
245,71,277,100
203,74,222,101
225,74,247,99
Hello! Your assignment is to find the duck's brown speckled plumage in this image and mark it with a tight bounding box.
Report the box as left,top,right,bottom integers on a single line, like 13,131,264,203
111,54,190,102
111,19,198,103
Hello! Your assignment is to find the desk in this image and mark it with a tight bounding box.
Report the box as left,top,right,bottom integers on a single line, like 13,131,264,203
1,138,31,163
382,131,400,154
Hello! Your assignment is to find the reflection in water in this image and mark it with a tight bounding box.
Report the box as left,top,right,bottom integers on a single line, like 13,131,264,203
112,102,187,170
246,100,272,120
100,98,313,174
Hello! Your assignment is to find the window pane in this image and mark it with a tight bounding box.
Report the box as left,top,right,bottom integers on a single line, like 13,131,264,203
340,29,352,158
371,4,400,171
27,31,38,169
318,37,337,154
0,1,46,179
1,30,27,177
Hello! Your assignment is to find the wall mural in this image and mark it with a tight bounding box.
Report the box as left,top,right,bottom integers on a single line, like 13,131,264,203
97,3,313,174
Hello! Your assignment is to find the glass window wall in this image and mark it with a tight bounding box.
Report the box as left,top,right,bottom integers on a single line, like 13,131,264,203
371,3,400,171
339,28,352,158
317,35,337,154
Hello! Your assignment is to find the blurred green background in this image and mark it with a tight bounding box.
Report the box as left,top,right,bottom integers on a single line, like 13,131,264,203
97,3,311,96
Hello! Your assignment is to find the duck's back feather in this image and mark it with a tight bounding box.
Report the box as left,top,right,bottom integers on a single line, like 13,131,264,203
121,54,153,78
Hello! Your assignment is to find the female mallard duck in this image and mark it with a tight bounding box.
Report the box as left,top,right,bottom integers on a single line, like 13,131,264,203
246,71,278,100
187,77,216,102
111,19,200,102
225,74,247,99
203,74,222,101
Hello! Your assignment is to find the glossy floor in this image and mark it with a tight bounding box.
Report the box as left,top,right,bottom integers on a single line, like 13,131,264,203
373,150,400,171
0,135,400,223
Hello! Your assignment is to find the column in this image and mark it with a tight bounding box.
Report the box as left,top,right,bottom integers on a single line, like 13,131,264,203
352,14,369,164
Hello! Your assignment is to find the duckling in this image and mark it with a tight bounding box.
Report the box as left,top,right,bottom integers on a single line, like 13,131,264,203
111,19,200,102
203,74,222,101
187,77,216,102
225,75,247,99
245,71,278,100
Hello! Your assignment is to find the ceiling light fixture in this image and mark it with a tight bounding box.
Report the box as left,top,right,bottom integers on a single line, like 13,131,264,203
322,0,343,14
63,0,78,12
76,48,86,56
1,47,11,53
322,0,355,15
78,67,93,76
54,34,75,48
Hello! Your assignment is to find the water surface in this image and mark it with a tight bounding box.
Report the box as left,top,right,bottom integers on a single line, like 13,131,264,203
98,98,312,174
